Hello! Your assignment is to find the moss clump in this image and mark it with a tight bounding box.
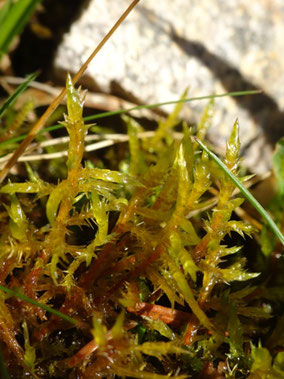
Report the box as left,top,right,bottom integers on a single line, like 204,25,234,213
0,76,283,378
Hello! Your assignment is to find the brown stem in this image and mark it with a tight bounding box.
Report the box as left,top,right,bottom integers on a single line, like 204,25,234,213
0,0,140,183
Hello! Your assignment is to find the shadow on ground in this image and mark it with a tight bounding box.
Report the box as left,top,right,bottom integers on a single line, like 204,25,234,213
171,30,284,146
11,0,91,81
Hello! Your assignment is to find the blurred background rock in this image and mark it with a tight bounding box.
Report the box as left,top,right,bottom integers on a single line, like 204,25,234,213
7,0,284,173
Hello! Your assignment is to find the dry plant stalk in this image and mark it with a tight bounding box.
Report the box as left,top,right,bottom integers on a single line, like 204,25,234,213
0,1,284,378
0,0,140,183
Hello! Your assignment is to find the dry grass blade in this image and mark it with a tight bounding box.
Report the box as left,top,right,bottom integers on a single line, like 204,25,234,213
0,0,140,183
0,131,182,166
1,76,161,119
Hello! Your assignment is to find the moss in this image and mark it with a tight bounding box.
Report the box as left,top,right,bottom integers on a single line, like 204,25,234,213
0,74,283,378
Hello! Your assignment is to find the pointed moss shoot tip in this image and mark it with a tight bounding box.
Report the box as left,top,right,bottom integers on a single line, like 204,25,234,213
0,89,262,149
194,136,284,247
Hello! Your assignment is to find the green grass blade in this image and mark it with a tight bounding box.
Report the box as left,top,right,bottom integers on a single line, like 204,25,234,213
0,0,12,26
194,137,284,247
0,0,42,59
83,89,261,122
0,90,261,149
273,137,284,197
0,72,38,120
0,344,10,379
0,284,77,325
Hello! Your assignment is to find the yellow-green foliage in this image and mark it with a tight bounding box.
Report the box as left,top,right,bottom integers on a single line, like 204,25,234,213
0,78,283,379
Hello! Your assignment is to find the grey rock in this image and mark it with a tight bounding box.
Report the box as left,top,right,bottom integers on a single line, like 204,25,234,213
54,0,284,173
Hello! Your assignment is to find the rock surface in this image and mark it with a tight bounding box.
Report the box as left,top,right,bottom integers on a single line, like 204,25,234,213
54,0,284,173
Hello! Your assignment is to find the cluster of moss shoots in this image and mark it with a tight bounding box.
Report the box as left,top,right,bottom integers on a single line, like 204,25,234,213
0,74,284,378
